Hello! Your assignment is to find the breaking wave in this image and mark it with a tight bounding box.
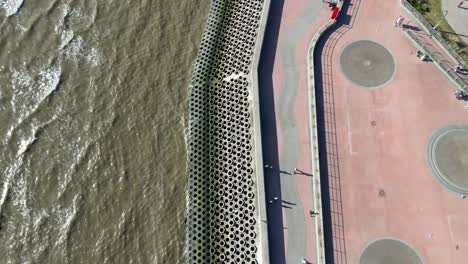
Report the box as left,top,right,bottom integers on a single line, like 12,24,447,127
0,0,24,16
10,64,61,120
55,4,100,66
61,35,100,65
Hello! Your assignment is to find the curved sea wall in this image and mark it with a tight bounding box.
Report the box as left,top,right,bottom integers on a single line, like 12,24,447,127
186,0,270,263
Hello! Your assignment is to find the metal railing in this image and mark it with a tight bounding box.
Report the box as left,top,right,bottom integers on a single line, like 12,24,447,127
406,30,468,92
306,2,348,264
401,0,467,68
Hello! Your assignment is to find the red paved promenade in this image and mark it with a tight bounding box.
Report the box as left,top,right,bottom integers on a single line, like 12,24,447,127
314,0,468,263
260,0,468,263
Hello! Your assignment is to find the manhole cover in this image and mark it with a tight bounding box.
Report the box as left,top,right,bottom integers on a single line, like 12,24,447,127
378,189,386,197
359,238,423,264
340,40,396,88
426,124,468,195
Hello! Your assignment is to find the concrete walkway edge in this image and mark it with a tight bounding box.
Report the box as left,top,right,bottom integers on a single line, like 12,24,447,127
305,2,344,263
306,20,333,264
251,0,272,263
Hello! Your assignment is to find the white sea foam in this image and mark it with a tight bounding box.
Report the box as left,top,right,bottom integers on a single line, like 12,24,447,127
11,167,50,264
36,65,61,98
55,5,71,44
59,29,74,50
0,166,15,217
0,0,24,16
11,68,33,88
15,23,27,32
17,133,36,155
10,161,30,219
68,7,96,29
61,35,99,65
4,65,60,148
32,209,49,231
2,136,78,261
52,198,77,248
9,69,31,112
56,138,84,198
10,64,61,119
0,179,9,210
0,128,33,217
55,4,100,66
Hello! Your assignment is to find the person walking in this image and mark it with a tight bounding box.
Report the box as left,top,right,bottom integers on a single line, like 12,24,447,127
420,54,429,61
309,210,318,217
395,16,404,27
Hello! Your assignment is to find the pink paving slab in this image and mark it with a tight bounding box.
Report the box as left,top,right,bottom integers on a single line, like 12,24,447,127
318,0,468,263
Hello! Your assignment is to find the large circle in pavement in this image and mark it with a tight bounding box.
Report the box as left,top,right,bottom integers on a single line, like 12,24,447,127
340,40,395,88
358,238,423,264
425,124,468,195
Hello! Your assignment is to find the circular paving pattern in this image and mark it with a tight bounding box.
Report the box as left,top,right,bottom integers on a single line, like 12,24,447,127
425,124,468,195
359,238,423,264
340,40,395,88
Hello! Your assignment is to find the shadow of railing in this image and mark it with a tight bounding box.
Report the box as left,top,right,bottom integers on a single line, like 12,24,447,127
258,0,286,263
313,0,362,263
440,30,468,38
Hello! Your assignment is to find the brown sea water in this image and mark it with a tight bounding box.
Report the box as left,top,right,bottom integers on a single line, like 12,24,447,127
0,0,209,263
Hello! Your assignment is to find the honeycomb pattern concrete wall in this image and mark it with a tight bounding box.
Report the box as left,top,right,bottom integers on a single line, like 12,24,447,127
186,0,265,263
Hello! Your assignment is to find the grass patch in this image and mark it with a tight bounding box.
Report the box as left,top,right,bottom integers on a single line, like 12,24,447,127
408,0,468,64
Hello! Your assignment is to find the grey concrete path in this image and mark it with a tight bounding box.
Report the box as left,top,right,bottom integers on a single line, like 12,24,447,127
277,1,323,263
442,0,468,43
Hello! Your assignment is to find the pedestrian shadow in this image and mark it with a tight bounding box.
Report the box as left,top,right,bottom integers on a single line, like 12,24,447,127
258,0,286,263
282,200,296,205
294,169,314,177
402,24,421,32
